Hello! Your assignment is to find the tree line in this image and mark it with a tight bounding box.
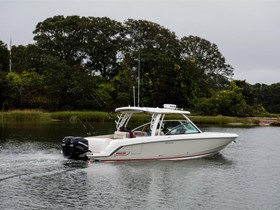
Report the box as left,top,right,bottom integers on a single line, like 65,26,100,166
0,16,279,116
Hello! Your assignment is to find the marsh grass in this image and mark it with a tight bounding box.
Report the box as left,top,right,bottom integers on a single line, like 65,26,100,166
0,110,261,126
189,115,256,126
0,110,51,122
51,111,114,122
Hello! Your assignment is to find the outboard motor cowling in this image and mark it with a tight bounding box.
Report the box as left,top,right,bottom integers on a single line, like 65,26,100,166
62,136,89,160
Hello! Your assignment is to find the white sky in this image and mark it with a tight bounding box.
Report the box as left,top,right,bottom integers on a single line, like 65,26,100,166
1,0,279,84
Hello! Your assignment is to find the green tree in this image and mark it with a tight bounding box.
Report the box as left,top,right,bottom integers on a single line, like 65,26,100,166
33,15,88,67
234,80,256,106
84,17,126,78
0,73,10,110
33,16,126,78
0,41,9,72
39,55,78,110
125,19,181,58
260,83,280,113
111,59,138,107
5,70,46,108
39,55,98,110
123,19,181,107
198,81,252,117
2,17,243,112
11,44,41,73
174,58,211,108
180,35,233,91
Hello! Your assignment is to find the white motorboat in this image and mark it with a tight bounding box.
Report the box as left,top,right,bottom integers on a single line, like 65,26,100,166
62,104,238,162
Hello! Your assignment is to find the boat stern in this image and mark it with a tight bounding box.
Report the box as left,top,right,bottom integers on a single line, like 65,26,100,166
61,136,89,160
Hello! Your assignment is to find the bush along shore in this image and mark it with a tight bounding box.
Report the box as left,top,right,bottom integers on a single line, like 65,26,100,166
1,110,280,126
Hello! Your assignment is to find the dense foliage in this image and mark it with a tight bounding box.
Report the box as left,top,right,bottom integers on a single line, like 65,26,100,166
0,41,9,72
0,16,279,116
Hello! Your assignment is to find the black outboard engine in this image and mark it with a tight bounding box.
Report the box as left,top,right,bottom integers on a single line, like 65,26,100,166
62,136,89,160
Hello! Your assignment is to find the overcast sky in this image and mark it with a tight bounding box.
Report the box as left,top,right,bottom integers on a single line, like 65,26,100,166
1,0,279,84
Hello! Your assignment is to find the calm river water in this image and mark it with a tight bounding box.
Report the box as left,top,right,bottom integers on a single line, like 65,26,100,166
0,122,280,210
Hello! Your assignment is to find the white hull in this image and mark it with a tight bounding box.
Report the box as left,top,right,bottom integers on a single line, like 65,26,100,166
86,132,237,162
62,105,238,162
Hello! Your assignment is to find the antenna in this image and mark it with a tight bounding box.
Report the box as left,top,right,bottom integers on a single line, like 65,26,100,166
133,86,136,107
137,53,140,107
9,38,12,72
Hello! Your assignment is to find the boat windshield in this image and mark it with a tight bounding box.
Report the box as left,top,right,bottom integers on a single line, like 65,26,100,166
165,121,200,135
132,120,200,136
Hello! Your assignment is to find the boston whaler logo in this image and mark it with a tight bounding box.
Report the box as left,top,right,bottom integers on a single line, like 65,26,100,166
114,151,130,156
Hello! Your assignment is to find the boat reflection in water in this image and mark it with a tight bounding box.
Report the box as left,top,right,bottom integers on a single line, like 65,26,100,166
62,104,238,162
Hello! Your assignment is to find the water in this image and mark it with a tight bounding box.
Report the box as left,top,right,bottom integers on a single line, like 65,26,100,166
1,123,280,210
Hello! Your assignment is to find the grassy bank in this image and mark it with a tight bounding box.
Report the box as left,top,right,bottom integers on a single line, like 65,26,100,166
0,110,52,122
1,110,277,126
51,111,114,122
0,110,114,123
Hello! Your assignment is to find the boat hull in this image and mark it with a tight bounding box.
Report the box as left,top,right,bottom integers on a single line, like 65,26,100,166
86,132,237,162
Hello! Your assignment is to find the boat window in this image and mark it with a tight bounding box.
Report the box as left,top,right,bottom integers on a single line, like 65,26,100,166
165,122,200,135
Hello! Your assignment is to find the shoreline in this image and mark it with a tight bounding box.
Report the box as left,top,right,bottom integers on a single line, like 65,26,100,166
189,116,280,127
0,110,279,126
246,117,280,126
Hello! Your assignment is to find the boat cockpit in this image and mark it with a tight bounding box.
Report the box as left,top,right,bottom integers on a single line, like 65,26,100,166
113,108,202,139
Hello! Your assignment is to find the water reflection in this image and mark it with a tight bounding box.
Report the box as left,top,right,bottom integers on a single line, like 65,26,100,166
81,155,236,209
204,153,234,166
